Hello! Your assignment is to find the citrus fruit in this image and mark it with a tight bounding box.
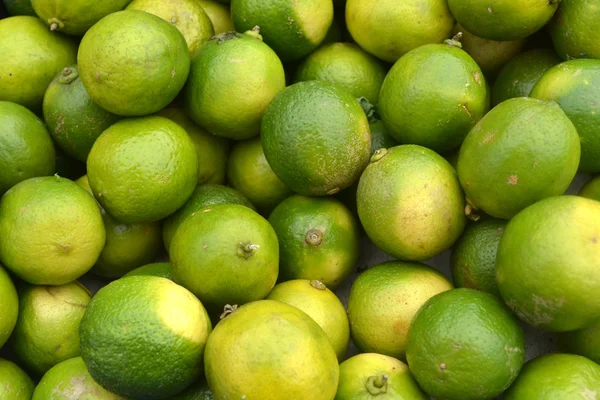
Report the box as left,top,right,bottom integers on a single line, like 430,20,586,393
31,0,130,35
448,0,560,41
496,195,600,332
33,357,125,400
406,288,525,400
204,300,339,400
198,0,234,34
185,29,285,140
530,59,600,173
123,262,173,280
158,108,230,186
0,264,18,349
266,279,350,360
457,97,580,219
294,42,387,104
80,276,212,399
0,176,105,285
357,145,466,261
170,204,279,312
226,137,293,215
10,281,91,376
336,353,428,399
231,0,333,61
126,0,214,55
560,321,600,365
450,218,507,297
492,48,562,106
3,0,35,15
87,116,198,223
268,195,360,289
168,378,214,400
0,358,34,400
378,41,488,153
262,80,371,196
0,101,56,195
580,176,600,201
77,10,190,116
347,261,453,359
345,0,454,62
503,353,600,399
0,16,77,111
162,184,255,251
549,0,600,60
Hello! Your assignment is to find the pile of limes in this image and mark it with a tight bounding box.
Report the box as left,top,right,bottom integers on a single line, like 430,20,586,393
1,0,600,399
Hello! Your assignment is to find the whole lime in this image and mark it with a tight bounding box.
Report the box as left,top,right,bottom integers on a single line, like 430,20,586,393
549,0,600,60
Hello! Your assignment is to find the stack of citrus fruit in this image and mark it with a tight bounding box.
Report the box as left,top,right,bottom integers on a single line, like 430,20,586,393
1,0,600,399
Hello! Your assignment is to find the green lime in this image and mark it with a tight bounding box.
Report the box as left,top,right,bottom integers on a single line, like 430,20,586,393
530,59,600,173
504,353,600,399
198,0,234,34
168,378,214,400
205,300,339,400
457,97,580,219
3,0,35,15
33,357,125,400
10,281,91,377
0,358,34,400
77,10,190,116
496,195,600,332
267,279,350,360
262,80,371,196
294,42,386,104
268,195,360,290
560,321,600,365
406,288,525,400
0,176,105,285
580,176,600,201
185,30,285,140
0,16,77,111
80,276,212,399
549,0,600,60
87,116,198,223
0,101,56,195
231,0,333,61
126,0,214,55
357,145,466,261
123,262,173,280
450,218,507,297
170,204,279,312
492,49,561,106
226,137,293,215
162,184,255,251
347,261,453,359
346,0,454,62
336,353,428,399
158,108,230,186
0,264,18,349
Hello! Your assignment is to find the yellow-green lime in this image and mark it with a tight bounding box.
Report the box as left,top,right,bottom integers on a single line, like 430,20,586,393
227,137,293,215
0,358,34,400
294,42,387,104
457,97,581,219
496,196,600,332
80,276,212,399
0,264,18,349
357,145,466,261
549,0,600,60
336,353,428,399
0,101,55,195
560,321,600,365
268,195,360,290
171,204,279,312
0,16,77,111
162,184,255,251
168,378,214,400
33,357,125,400
158,108,230,186
204,300,339,400
231,0,333,61
10,281,91,376
0,176,105,285
406,288,525,400
580,176,600,201
126,0,214,55
87,116,198,223
198,0,234,34
262,80,371,196
185,29,286,140
530,59,600,173
504,353,600,399
3,0,35,15
77,10,190,116
347,261,453,359
267,279,350,360
123,262,173,280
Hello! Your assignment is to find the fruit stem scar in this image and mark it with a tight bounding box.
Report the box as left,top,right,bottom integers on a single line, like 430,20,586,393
220,304,238,320
310,280,326,290
370,148,388,163
305,229,323,246
465,198,481,221
365,374,388,395
48,18,64,31
237,242,259,258
440,363,447,370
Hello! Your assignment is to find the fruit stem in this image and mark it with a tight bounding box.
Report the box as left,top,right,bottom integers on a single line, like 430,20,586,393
370,148,388,163
47,18,64,31
310,280,326,290
365,374,388,395
358,97,380,123
464,198,481,221
237,242,260,259
305,229,323,246
444,32,463,49
58,67,79,85
220,304,238,320
244,26,263,41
